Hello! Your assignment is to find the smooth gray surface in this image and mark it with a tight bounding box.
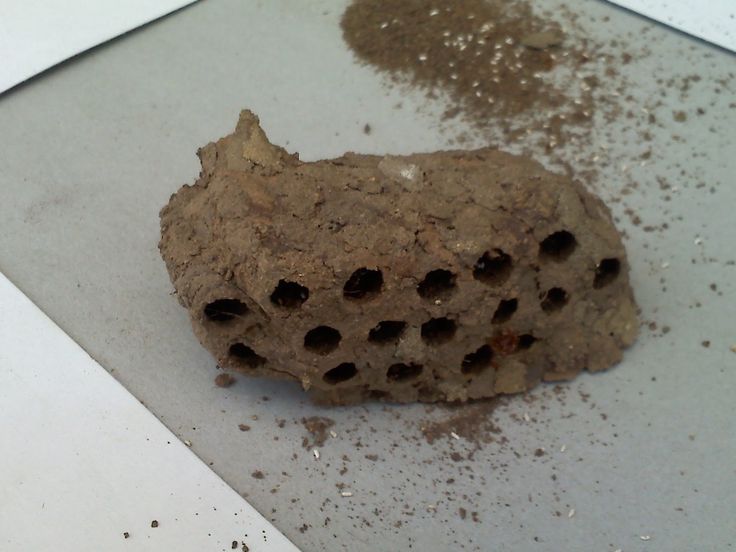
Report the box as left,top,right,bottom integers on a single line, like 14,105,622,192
1,1,735,550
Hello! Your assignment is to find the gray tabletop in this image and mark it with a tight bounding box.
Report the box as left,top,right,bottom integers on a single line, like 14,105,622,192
1,1,735,550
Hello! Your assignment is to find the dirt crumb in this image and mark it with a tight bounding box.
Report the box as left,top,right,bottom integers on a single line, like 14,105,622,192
215,373,236,388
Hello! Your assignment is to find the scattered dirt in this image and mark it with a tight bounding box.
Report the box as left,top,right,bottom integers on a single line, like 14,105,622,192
301,416,335,448
238,424,251,432
420,399,504,445
251,470,265,479
150,520,159,528
342,0,598,157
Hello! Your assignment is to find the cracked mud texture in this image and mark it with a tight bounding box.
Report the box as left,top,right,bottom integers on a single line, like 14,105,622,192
159,111,638,405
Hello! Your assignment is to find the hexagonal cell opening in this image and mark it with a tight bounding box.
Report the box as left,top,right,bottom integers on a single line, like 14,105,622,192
323,362,357,384
343,268,383,300
417,269,457,299
368,320,407,343
492,298,518,324
204,298,248,322
461,345,493,375
541,287,569,312
594,258,621,289
228,343,267,368
304,326,341,354
421,317,457,345
386,362,423,382
539,230,577,261
473,249,512,286
270,279,309,308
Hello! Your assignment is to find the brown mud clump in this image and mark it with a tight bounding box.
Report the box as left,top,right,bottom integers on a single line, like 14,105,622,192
159,110,638,405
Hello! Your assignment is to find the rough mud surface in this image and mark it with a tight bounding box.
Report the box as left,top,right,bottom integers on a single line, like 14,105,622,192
159,110,638,405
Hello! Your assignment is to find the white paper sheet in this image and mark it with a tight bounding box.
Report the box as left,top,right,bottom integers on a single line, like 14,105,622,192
607,0,735,52
0,272,299,552
0,0,197,94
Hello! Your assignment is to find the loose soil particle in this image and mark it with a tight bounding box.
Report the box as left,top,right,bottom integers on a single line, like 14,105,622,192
214,373,236,387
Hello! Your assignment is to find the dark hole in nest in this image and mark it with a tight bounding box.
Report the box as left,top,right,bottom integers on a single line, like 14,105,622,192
541,287,569,312
594,258,621,288
473,249,512,285
204,298,248,322
461,345,493,375
539,230,577,261
304,326,341,354
270,279,309,308
343,268,383,299
368,320,407,343
421,317,457,345
323,362,357,384
417,269,456,298
386,362,423,382
518,334,537,349
228,343,266,368
492,298,518,324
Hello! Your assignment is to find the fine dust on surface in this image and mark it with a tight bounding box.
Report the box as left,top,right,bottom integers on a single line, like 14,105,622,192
419,399,505,446
341,0,600,171
236,380,639,548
